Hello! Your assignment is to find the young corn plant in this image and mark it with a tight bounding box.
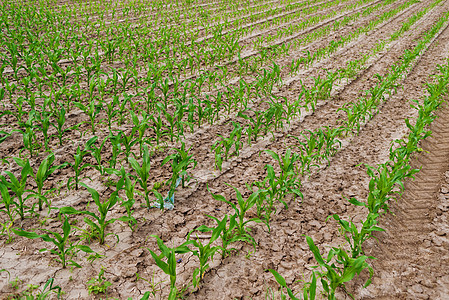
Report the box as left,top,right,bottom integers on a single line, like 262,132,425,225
250,150,303,231
129,145,152,208
160,142,197,209
208,185,260,246
67,137,97,190
18,111,39,157
269,269,317,300
116,166,137,230
237,109,265,145
305,236,374,300
349,162,419,214
131,110,151,156
200,214,245,259
264,149,303,204
250,168,279,232
108,131,122,169
0,182,16,223
31,152,67,211
60,183,129,245
51,106,80,146
36,111,52,151
105,96,120,132
321,126,344,160
148,235,192,300
12,216,94,268
0,158,33,220
290,133,321,176
187,217,226,288
74,100,103,134
17,277,64,299
330,213,384,258
211,122,243,170
118,128,139,165
87,136,107,176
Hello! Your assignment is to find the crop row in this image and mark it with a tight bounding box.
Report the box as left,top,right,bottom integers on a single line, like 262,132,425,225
269,13,449,299
0,0,446,298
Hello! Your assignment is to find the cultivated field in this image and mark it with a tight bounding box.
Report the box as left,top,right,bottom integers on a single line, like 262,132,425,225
1,0,449,298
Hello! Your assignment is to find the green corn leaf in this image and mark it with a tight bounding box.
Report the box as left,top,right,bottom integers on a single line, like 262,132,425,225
80,183,101,207
76,245,94,253
264,149,280,162
268,269,287,287
60,207,97,220
338,255,370,284
309,271,316,300
148,248,169,275
210,216,226,243
306,236,325,266
62,216,70,242
151,235,171,258
348,197,366,207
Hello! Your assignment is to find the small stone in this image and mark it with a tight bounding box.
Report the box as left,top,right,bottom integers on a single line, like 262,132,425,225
435,230,446,236
433,236,443,247
411,284,423,293
420,278,434,288
309,220,322,229
323,232,332,242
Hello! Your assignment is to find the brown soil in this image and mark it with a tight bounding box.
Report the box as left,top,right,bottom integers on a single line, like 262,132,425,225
1,0,449,299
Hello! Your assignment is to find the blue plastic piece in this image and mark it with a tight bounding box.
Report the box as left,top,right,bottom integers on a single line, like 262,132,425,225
151,177,182,210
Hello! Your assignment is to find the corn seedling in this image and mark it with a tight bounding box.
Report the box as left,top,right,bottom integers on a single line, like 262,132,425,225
51,106,80,146
264,149,303,203
74,100,103,134
67,137,97,190
162,142,197,203
87,267,112,295
269,269,316,300
87,136,107,176
187,217,226,288
118,128,139,164
31,152,67,211
13,278,64,300
12,216,94,268
238,109,266,145
0,181,16,223
212,122,243,170
252,149,303,232
116,167,138,230
349,162,419,214
17,111,40,157
201,214,247,259
330,213,384,258
0,220,15,244
129,145,152,208
208,185,260,246
305,236,373,299
108,131,122,169
148,235,192,300
60,183,130,245
0,157,33,220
